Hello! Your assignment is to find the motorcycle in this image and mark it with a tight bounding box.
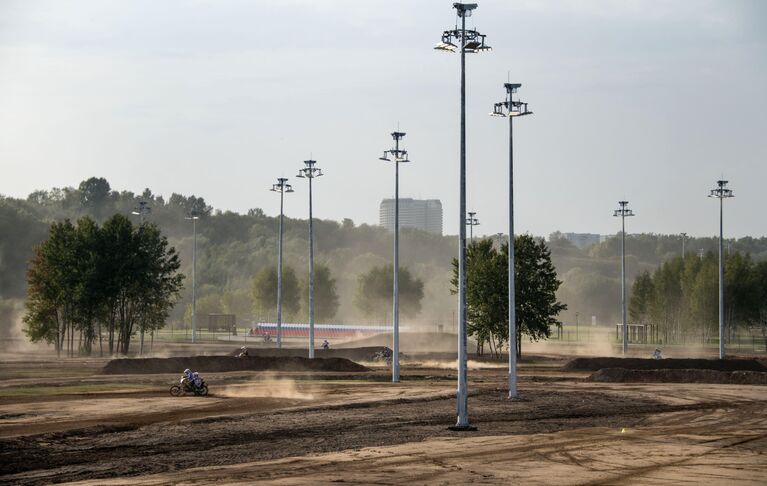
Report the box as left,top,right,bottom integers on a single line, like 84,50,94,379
170,376,209,397
372,348,393,365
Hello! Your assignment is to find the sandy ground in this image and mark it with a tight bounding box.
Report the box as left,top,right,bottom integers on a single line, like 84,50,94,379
1,355,766,485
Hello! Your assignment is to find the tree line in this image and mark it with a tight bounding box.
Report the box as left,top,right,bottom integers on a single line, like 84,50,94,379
629,252,767,344
24,215,183,356
4,177,767,335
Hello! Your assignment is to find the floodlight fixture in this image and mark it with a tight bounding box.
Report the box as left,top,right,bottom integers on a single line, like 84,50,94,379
131,200,151,218
709,179,734,359
466,212,480,242
490,83,533,118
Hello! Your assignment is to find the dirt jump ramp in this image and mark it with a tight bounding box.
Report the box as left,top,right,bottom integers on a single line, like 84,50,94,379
103,356,368,375
564,357,767,372
227,346,393,363
589,368,767,385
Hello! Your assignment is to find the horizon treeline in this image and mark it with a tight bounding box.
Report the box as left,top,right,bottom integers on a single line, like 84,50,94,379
2,177,767,336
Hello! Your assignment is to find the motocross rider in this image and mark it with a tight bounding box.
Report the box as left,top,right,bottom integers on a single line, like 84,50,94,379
182,368,203,390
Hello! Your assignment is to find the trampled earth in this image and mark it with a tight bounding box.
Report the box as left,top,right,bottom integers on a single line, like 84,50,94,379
1,351,766,485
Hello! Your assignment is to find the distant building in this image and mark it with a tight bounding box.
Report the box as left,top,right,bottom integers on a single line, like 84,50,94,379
379,198,443,235
550,232,601,249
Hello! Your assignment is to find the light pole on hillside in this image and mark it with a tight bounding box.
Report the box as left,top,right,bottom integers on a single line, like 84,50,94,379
131,200,151,355
613,201,634,355
185,212,200,343
491,81,532,399
379,131,411,383
271,178,294,349
297,160,323,359
435,1,491,430
466,212,479,242
680,232,687,259
709,180,734,359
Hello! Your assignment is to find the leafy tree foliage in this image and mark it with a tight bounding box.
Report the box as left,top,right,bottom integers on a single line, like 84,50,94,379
302,263,340,322
23,215,183,356
251,265,301,320
355,264,424,320
452,236,566,357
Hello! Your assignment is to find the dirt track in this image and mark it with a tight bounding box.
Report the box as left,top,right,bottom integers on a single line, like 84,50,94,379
1,356,766,485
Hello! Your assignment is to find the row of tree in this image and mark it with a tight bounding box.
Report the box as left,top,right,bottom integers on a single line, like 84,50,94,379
24,215,184,356
629,252,767,344
452,236,566,357
186,263,425,326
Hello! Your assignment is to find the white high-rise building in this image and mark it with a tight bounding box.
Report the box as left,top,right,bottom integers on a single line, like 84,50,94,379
379,198,443,236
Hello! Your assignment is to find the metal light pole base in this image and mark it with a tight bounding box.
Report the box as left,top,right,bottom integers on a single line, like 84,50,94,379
507,396,527,402
448,425,478,432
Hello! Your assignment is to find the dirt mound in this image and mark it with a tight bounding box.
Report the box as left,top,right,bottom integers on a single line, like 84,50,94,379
564,357,766,372
337,333,476,354
588,368,767,385
103,356,368,375
227,347,392,362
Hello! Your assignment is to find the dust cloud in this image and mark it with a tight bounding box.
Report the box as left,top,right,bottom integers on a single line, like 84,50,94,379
217,372,315,400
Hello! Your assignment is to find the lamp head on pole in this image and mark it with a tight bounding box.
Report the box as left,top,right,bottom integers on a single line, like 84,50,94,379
131,200,151,217
379,130,412,164
709,180,734,199
491,82,533,118
271,178,293,194
298,159,323,179
613,200,635,217
434,6,490,54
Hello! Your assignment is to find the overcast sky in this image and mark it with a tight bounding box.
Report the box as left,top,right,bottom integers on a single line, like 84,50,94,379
1,0,765,238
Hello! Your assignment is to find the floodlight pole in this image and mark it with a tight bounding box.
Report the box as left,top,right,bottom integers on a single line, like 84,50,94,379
131,201,151,355
436,1,489,430
297,160,323,359
466,212,479,242
185,213,200,343
681,232,687,259
379,131,410,383
457,4,469,430
709,180,734,359
271,178,293,349
490,82,532,399
613,201,634,355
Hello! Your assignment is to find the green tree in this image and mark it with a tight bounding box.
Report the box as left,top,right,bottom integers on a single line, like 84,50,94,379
24,215,183,356
451,235,566,358
251,266,301,320
629,270,654,325
78,177,111,210
303,263,340,322
355,264,424,320
221,288,253,322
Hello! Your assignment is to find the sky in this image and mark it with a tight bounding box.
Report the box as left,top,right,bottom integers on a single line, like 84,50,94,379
1,0,766,238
